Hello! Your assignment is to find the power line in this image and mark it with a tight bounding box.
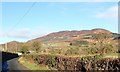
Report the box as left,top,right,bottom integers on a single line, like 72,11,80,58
10,2,36,30
5,2,36,52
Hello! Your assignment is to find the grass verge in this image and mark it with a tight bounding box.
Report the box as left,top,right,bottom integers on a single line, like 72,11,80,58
18,57,49,70
103,53,120,58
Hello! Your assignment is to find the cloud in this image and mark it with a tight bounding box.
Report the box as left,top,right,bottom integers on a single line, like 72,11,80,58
1,28,31,38
0,27,52,39
95,6,118,19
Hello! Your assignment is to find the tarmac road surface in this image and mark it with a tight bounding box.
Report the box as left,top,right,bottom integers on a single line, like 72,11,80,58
7,58,28,71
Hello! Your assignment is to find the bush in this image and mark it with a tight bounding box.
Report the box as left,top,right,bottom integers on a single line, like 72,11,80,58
32,41,42,53
22,54,120,70
20,45,29,54
46,55,57,69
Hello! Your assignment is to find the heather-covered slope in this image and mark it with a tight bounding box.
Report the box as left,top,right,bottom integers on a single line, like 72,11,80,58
27,28,112,43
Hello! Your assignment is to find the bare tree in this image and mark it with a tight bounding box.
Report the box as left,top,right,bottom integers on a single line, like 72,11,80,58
32,41,42,53
92,33,112,54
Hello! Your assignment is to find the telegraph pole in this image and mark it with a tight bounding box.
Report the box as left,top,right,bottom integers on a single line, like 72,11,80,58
5,42,7,52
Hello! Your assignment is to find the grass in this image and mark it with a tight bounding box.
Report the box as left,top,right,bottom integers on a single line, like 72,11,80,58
18,57,49,70
103,53,120,58
27,52,120,59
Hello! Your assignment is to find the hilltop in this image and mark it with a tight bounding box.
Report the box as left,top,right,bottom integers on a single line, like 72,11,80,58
27,28,112,43
0,28,119,52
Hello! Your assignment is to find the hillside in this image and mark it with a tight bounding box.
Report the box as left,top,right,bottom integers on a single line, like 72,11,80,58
0,41,24,52
27,28,112,43
0,28,118,52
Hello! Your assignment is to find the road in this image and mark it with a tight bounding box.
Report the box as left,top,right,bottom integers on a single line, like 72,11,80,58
7,58,28,71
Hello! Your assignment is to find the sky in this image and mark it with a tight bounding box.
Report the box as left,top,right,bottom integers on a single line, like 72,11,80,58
0,1,119,44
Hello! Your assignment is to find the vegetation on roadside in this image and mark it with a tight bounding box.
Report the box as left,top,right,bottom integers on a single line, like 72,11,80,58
19,57,49,70
18,32,119,70
20,44,29,54
21,54,120,71
32,41,42,53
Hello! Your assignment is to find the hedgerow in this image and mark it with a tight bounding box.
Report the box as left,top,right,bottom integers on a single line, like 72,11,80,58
22,54,120,71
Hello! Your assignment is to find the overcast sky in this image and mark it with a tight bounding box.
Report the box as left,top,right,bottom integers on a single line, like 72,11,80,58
0,1,119,44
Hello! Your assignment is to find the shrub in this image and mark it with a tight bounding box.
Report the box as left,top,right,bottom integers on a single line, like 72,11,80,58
46,55,57,69
20,45,29,54
32,41,42,53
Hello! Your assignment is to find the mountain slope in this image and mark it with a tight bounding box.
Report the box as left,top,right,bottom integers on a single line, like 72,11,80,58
27,28,112,43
